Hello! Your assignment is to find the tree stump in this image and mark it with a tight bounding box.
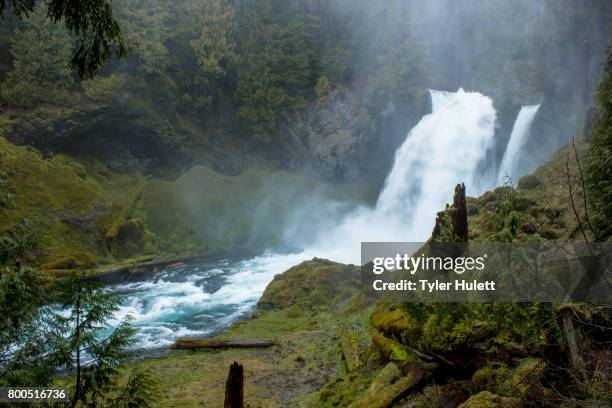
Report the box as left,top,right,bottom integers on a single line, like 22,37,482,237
431,183,468,243
224,361,244,408
451,183,468,242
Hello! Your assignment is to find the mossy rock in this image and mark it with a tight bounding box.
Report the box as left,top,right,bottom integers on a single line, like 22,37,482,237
257,258,360,311
371,332,413,363
371,306,417,334
507,358,546,400
347,362,427,408
41,252,96,270
106,218,149,258
457,391,520,408
472,365,511,393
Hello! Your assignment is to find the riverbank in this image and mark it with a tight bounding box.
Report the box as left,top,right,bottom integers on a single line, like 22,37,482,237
134,258,368,407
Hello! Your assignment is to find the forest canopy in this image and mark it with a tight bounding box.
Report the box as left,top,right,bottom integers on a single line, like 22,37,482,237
0,0,125,78
0,0,610,179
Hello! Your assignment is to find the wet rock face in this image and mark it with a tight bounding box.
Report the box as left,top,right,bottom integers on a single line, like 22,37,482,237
300,90,377,181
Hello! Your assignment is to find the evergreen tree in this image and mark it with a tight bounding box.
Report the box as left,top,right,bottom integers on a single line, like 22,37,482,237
58,276,157,408
1,9,73,107
369,36,428,107
117,0,169,77
235,0,310,140
190,0,238,109
0,0,126,78
0,174,156,405
191,0,238,77
0,173,62,387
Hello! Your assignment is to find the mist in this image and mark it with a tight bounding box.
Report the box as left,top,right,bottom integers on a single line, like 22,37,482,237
317,0,611,182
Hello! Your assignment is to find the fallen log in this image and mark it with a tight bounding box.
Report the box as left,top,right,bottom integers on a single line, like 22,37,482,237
347,362,428,408
170,338,277,350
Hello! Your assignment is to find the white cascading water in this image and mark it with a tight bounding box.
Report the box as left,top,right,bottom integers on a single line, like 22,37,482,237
375,89,497,237
496,104,541,185
107,88,503,349
307,88,498,262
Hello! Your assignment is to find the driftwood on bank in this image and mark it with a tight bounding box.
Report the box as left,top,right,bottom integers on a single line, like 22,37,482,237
224,361,244,408
170,338,277,350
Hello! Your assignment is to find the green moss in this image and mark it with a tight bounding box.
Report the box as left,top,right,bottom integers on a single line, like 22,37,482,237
371,333,412,362
347,362,425,408
0,136,119,263
319,373,374,407
107,218,151,258
508,358,546,399
457,391,520,408
472,366,511,393
41,252,95,270
258,258,360,311
105,181,144,231
517,174,541,190
371,306,417,334
286,304,304,318
421,313,474,352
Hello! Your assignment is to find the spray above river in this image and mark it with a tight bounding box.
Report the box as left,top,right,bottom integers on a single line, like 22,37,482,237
108,89,535,349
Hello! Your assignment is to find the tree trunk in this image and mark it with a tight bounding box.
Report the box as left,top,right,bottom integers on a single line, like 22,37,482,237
451,183,468,242
224,362,244,408
558,306,589,385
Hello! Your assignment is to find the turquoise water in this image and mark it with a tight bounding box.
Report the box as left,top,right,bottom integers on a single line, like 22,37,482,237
106,251,310,350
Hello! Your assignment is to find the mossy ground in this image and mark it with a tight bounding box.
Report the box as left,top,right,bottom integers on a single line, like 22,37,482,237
132,259,372,407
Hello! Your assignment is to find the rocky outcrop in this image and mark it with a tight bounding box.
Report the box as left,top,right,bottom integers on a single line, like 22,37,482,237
286,90,377,181
257,258,360,311
1,100,186,176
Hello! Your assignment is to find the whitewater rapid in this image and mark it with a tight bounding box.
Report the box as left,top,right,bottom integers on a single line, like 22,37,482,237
107,251,312,349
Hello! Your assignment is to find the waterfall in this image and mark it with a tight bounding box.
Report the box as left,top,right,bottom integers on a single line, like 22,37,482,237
375,89,497,237
308,89,498,262
108,89,503,348
497,104,541,185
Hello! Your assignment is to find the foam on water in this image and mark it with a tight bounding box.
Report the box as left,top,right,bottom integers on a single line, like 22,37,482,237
107,251,311,349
